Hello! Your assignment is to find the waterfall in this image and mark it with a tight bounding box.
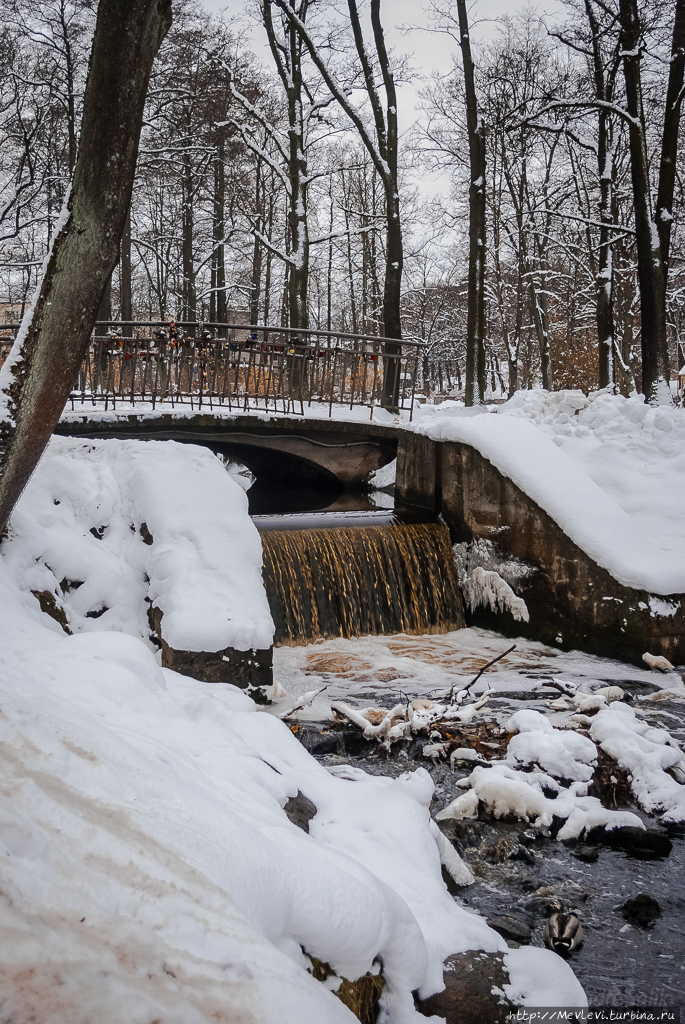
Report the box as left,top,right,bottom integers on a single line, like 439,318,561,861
260,522,464,645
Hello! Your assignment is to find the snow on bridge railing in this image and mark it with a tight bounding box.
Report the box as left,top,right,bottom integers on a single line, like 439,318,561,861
50,321,425,420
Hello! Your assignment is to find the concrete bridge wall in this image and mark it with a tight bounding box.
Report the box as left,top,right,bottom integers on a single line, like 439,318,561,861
56,413,398,491
396,433,685,667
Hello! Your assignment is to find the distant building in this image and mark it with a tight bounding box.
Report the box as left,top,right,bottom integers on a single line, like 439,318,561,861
0,300,30,326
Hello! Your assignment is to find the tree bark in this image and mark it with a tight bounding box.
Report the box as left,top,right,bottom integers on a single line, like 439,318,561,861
120,203,133,336
181,145,196,324
249,156,262,325
619,0,684,400
210,137,227,328
0,0,171,535
457,0,486,406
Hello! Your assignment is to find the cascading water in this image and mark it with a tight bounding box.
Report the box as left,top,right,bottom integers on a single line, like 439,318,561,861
260,520,465,645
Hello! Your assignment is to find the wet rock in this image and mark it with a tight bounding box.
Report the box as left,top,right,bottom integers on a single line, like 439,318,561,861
486,914,533,944
572,845,599,863
621,893,661,928
284,791,317,833
520,829,548,846
415,951,516,1023
510,844,535,865
608,826,672,859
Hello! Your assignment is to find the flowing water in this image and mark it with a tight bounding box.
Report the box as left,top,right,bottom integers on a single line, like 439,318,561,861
272,630,685,1011
260,521,464,645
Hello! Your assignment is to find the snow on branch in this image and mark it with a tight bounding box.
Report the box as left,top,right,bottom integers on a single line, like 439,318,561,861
271,0,390,185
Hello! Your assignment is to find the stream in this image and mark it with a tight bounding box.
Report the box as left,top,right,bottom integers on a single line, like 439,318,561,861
271,629,685,1011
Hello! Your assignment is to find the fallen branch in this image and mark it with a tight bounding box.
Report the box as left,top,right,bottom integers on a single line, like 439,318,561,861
449,644,517,705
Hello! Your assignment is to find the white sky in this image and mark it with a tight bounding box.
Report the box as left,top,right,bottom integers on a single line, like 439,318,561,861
198,0,563,197
199,0,563,124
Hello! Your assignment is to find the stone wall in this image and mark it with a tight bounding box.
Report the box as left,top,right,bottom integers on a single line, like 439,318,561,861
148,606,273,690
397,434,685,666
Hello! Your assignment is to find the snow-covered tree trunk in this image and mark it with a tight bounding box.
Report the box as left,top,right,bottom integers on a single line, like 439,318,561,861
0,0,172,536
457,0,486,407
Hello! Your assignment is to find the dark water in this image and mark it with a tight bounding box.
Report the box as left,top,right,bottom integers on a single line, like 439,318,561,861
298,684,685,1011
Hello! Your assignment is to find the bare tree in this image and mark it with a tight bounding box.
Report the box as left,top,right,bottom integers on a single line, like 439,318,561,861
619,0,685,400
456,0,486,405
276,0,404,407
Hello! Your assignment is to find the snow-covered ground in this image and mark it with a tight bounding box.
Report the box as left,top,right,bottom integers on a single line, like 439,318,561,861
412,389,685,596
0,440,588,1022
2,436,273,653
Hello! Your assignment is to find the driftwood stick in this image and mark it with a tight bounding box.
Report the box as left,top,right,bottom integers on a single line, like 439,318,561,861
449,644,517,705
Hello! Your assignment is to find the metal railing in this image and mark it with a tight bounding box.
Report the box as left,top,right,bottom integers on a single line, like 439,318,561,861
59,322,424,419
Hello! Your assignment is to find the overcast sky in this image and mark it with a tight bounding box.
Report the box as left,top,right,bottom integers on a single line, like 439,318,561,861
196,0,563,196
197,0,564,129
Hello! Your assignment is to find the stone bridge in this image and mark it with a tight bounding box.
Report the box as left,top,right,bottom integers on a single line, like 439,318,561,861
56,412,399,501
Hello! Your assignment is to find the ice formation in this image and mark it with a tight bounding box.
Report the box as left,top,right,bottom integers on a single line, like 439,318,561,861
462,566,530,622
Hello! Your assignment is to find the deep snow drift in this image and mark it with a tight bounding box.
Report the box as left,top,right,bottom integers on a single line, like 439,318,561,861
1,436,273,653
412,389,685,596
0,439,586,1022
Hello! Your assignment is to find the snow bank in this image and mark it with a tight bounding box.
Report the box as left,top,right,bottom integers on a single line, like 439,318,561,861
0,561,451,1020
437,762,643,840
2,436,273,652
0,505,589,1015
590,701,685,823
412,390,685,595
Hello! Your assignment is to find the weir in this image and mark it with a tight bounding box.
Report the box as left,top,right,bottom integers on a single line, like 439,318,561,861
259,519,465,646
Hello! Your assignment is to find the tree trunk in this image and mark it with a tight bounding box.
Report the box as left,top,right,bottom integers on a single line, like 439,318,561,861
181,147,196,324
249,155,262,325
656,0,685,274
0,0,171,535
120,203,132,336
97,273,112,323
584,0,617,389
457,0,486,407
619,0,675,399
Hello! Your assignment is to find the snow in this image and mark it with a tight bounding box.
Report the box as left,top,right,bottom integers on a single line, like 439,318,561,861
503,947,587,1007
0,452,597,1018
2,437,274,653
505,709,597,782
590,702,685,824
436,762,643,840
412,389,685,595
369,457,397,490
0,556,595,1019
